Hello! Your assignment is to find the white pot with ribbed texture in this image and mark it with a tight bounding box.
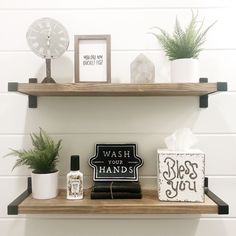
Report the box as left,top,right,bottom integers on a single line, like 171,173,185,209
31,171,59,199
171,58,199,83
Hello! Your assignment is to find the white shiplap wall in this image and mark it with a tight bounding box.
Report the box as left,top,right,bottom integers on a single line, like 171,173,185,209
1,0,236,235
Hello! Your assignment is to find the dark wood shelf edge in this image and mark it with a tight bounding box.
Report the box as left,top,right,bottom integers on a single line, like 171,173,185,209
7,177,229,215
198,78,228,92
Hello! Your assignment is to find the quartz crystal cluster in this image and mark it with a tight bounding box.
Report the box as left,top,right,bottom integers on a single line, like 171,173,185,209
130,53,155,83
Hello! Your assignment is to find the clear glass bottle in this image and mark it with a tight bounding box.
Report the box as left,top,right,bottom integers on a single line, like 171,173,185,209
67,155,83,200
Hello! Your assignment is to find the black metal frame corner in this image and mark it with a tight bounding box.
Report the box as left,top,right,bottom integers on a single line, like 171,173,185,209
204,177,229,215
8,82,18,92
8,177,32,215
199,78,228,108
217,82,228,92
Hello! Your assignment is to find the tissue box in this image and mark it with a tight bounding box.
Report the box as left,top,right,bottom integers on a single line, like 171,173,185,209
157,149,205,202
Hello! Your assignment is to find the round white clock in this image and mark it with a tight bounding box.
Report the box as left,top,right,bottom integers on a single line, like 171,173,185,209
26,17,69,82
26,17,69,59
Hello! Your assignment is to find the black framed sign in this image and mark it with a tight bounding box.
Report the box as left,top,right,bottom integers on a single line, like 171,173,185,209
89,144,143,181
74,35,111,83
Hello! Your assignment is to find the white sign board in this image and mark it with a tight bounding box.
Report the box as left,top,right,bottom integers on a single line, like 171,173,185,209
157,149,205,202
79,39,107,82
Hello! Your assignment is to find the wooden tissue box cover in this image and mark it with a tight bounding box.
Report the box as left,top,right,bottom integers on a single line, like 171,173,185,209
157,149,205,202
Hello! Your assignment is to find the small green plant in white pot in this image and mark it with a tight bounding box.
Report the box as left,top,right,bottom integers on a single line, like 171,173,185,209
6,128,62,199
151,13,215,83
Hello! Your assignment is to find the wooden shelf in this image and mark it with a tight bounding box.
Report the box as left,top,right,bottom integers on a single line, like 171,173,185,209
18,189,218,215
8,79,227,108
9,82,225,97
8,178,229,215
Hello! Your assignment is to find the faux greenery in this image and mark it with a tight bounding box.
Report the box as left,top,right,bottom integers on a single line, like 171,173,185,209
151,12,216,60
6,128,62,174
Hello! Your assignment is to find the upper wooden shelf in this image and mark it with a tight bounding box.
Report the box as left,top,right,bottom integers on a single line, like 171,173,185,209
9,82,226,97
8,79,227,108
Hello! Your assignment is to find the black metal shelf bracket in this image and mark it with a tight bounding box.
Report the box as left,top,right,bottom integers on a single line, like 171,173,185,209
204,177,229,215
8,82,18,92
199,78,227,108
8,177,32,215
8,78,38,108
28,78,38,108
199,78,209,108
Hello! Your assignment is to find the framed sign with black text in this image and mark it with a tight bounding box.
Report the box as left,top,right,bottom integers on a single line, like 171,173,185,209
89,144,143,181
74,35,111,83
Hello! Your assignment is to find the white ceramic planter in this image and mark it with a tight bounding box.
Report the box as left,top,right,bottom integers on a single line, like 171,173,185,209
31,171,59,199
171,58,199,83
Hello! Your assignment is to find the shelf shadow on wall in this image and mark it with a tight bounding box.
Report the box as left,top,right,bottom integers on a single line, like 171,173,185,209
22,217,229,236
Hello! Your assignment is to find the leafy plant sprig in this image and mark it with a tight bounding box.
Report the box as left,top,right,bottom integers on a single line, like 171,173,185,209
150,12,216,60
6,128,62,174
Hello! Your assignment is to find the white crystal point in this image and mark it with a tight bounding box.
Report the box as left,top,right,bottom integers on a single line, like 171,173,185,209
130,53,155,83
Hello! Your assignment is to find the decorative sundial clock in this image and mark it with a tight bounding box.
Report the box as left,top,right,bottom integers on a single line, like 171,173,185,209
26,17,69,83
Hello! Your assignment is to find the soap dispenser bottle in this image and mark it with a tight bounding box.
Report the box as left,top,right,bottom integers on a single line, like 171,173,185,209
67,155,83,200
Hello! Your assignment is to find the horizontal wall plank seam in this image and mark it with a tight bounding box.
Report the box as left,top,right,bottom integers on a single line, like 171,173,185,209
0,7,231,11
0,48,236,53
1,132,236,136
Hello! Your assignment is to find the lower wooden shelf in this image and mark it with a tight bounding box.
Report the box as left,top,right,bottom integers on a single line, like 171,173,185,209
19,189,217,215
8,177,229,215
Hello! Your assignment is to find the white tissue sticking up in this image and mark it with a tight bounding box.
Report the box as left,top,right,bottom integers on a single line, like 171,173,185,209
164,128,198,151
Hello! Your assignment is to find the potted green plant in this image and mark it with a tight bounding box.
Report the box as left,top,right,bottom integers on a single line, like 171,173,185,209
6,128,62,199
151,12,216,82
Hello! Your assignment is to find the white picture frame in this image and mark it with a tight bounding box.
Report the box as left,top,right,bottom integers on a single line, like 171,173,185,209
74,35,111,83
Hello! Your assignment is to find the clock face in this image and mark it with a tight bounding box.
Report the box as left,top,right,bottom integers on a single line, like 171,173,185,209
26,18,69,59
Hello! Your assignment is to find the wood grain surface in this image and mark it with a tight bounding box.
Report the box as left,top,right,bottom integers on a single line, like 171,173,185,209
18,189,218,214
16,83,219,96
